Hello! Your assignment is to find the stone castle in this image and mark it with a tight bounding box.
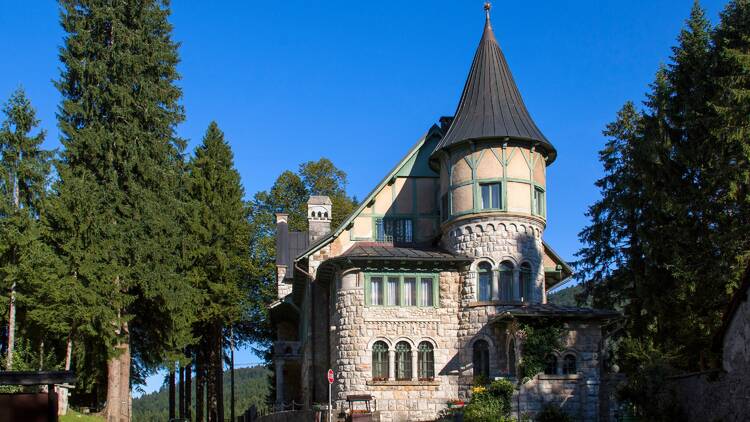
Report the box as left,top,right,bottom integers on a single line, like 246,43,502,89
270,7,619,421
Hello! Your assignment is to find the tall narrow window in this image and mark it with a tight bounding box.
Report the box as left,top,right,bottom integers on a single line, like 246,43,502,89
386,276,400,306
395,342,412,380
533,187,545,216
499,261,514,301
372,341,389,380
520,263,533,302
480,183,501,209
370,276,384,305
562,355,577,375
420,277,434,307
376,218,413,243
544,354,558,375
472,340,490,379
441,193,450,222
418,342,435,380
403,277,417,306
477,262,492,301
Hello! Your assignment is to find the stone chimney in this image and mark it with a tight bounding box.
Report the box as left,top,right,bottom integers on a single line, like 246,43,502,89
275,213,292,298
307,196,332,243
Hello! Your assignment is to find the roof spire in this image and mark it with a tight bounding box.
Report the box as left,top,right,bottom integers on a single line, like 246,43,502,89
431,3,557,163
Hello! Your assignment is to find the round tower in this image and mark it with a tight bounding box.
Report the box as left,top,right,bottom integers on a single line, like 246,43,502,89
431,7,556,304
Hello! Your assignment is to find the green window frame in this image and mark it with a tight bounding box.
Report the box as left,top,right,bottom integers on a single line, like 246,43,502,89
533,186,545,217
364,273,439,308
480,182,502,210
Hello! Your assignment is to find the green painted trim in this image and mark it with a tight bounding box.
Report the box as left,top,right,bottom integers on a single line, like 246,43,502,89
364,272,440,308
296,126,442,260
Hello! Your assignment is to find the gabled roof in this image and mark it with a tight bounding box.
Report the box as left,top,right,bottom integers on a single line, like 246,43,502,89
432,11,556,163
294,125,444,261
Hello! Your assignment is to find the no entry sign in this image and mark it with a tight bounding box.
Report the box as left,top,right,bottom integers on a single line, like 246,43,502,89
327,369,334,384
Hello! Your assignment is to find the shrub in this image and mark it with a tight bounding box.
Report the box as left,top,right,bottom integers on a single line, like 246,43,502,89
463,379,515,422
535,403,572,422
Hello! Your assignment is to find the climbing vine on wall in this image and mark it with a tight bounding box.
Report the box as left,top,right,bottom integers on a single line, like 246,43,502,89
516,321,565,382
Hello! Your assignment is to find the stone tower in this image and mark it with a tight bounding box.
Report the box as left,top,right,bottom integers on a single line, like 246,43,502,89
430,7,556,304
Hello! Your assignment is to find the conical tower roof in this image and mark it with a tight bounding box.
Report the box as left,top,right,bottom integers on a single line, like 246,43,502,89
433,8,556,163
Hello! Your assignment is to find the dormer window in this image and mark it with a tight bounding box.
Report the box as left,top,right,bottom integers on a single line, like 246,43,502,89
480,183,501,210
376,218,413,243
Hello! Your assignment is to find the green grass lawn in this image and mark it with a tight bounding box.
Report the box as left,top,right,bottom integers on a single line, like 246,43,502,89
60,410,105,422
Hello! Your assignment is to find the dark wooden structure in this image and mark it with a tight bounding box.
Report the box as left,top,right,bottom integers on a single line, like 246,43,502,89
346,394,374,422
0,371,75,422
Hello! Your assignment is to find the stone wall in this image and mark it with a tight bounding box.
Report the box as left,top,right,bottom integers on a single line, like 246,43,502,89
443,216,545,303
667,286,750,421
331,271,463,422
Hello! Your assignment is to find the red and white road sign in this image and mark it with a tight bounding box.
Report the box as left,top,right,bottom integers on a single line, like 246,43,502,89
327,369,334,384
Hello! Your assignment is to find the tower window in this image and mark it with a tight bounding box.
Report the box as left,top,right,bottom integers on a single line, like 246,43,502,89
520,263,533,302
477,262,493,301
533,187,545,216
480,183,501,209
499,261,514,301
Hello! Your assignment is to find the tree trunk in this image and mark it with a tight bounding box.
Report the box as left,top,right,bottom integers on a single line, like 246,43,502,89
179,364,185,419
6,282,16,370
185,362,192,421
6,171,19,370
58,333,74,415
104,322,131,422
230,331,235,422
216,326,224,422
206,328,218,422
196,353,204,422
169,365,176,420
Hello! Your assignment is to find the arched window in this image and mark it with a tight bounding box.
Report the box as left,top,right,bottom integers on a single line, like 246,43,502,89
372,341,389,381
395,342,412,380
562,355,577,375
520,263,533,302
499,261,513,301
477,262,492,301
472,340,490,379
507,338,517,377
544,354,558,375
417,342,435,380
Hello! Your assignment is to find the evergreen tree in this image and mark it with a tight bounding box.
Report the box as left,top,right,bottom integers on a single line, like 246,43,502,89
0,88,54,370
185,122,251,422
55,0,195,417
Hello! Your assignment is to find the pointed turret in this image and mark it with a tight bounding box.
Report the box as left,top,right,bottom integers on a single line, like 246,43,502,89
433,4,556,163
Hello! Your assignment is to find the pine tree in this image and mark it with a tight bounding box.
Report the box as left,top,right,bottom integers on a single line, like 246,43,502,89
0,88,54,370
55,0,195,417
186,122,251,422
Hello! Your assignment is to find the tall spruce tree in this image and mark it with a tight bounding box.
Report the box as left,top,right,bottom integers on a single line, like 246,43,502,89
577,1,750,381
0,88,54,370
55,1,195,417
186,122,251,422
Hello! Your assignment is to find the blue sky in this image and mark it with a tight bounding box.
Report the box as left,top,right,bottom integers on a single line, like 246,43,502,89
0,0,729,396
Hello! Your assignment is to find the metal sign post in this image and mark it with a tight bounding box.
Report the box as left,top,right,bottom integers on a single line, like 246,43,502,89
327,369,334,422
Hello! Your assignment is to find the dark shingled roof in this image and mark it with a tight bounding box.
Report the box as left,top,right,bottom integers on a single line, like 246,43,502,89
489,303,621,321
432,12,556,163
337,243,471,262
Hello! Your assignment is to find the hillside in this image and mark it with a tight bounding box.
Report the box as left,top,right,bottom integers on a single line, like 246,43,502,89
548,284,591,307
132,366,270,421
